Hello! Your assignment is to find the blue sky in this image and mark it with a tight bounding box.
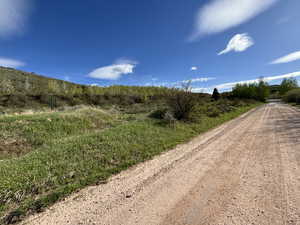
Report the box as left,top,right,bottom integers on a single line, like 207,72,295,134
0,0,300,92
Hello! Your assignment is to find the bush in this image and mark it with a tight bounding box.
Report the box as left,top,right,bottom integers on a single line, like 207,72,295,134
167,89,198,121
279,78,298,96
149,108,168,119
283,88,300,103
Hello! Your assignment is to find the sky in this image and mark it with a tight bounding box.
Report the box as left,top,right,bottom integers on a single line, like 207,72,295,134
0,0,300,92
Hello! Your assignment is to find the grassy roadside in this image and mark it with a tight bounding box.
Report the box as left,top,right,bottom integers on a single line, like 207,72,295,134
0,103,261,224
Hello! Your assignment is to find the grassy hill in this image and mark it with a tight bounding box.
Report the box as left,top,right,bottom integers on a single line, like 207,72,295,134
0,67,213,113
0,66,166,96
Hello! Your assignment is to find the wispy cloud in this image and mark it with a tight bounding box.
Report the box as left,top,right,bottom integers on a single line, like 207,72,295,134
190,0,277,40
270,51,300,64
218,33,254,55
190,66,198,71
193,71,300,93
88,59,138,80
0,0,32,38
146,77,215,87
0,57,25,68
181,77,215,84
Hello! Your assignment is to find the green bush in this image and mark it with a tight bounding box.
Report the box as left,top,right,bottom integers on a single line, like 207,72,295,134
283,88,300,104
279,78,298,96
167,90,198,121
149,108,168,119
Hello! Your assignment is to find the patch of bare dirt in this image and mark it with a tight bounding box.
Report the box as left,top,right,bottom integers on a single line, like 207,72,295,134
0,138,31,159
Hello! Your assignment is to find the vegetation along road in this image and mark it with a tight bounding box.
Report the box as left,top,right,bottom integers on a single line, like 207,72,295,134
22,102,300,225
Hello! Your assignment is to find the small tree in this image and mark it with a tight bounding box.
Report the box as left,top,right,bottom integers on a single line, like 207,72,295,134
212,88,220,101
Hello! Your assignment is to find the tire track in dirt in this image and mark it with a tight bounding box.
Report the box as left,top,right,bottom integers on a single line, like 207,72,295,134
275,104,300,225
161,105,271,225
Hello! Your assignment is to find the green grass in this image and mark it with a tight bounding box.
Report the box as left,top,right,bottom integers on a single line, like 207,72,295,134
0,103,260,224
0,107,120,160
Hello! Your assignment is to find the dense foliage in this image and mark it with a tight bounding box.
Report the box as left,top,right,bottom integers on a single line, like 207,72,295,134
279,78,298,96
232,80,270,102
283,88,300,104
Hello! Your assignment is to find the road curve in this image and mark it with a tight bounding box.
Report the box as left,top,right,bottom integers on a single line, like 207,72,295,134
22,103,300,225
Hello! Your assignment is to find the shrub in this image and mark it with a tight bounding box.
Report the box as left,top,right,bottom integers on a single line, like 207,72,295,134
279,78,298,96
283,88,300,103
149,108,168,119
167,89,198,121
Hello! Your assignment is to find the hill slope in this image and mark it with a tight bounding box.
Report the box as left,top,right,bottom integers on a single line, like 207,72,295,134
0,67,187,111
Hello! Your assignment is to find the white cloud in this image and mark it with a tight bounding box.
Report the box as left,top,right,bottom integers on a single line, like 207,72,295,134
0,57,25,68
190,0,277,39
192,87,211,93
191,66,198,71
218,33,254,55
114,58,138,65
182,77,215,84
0,0,32,38
88,59,138,80
271,51,300,64
215,71,300,91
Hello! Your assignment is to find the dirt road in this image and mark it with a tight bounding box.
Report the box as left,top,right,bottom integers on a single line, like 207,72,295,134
23,103,300,225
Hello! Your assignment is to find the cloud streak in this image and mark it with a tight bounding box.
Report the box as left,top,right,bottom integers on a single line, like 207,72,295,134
218,33,254,55
0,0,32,38
145,77,215,87
181,77,215,84
216,71,300,91
192,71,300,93
190,0,277,40
0,57,25,68
88,59,138,80
271,51,300,64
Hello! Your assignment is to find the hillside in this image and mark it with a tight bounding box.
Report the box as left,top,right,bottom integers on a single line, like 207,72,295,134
0,67,213,113
0,66,173,96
